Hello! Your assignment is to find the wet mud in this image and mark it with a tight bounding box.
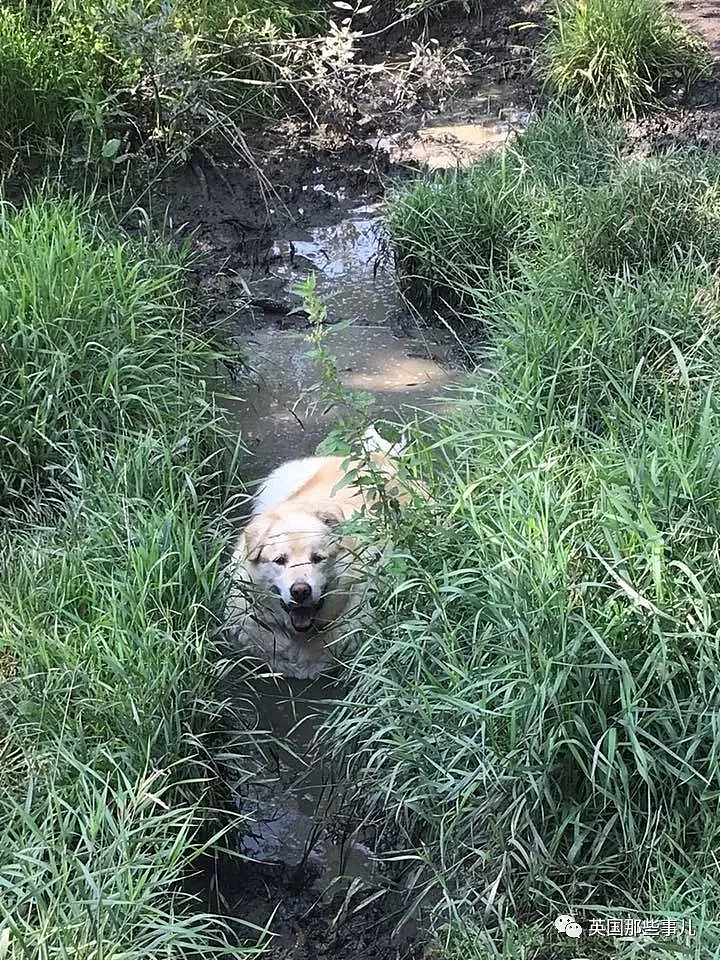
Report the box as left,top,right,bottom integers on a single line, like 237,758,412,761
198,672,421,960
629,1,720,152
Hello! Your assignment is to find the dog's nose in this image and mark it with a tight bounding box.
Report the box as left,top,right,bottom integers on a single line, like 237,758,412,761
290,581,312,603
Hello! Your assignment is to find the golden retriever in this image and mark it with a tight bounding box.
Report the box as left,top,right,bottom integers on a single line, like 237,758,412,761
225,430,404,678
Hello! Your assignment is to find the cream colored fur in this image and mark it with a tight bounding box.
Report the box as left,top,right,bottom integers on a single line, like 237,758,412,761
225,431,405,678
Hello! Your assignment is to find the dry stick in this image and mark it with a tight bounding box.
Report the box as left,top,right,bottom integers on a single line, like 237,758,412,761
199,146,236,197
122,6,469,222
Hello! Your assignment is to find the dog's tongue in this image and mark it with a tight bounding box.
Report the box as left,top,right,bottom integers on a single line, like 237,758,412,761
290,608,314,632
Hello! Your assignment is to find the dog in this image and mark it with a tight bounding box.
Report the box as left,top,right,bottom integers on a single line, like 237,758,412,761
225,428,406,678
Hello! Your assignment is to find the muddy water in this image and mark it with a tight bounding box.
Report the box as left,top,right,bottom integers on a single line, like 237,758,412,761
218,205,455,949
229,202,462,481
213,76,532,957
238,676,373,884
227,80,532,483
375,84,531,170
217,670,417,960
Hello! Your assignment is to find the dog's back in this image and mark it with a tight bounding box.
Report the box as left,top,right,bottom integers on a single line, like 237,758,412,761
253,428,408,519
253,456,348,515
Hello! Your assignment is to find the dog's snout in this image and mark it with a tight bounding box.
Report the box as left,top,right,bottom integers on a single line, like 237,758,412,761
290,580,312,603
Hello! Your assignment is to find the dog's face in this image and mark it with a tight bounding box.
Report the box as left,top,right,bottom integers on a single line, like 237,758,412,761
242,503,349,636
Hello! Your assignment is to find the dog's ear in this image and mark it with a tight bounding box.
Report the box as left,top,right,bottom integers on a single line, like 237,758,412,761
241,514,274,562
315,502,345,528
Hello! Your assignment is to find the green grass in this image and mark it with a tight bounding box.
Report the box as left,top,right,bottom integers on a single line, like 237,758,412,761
325,114,720,957
0,0,319,161
0,4,105,152
388,111,720,319
0,195,254,956
0,197,218,512
486,258,720,435
543,0,709,115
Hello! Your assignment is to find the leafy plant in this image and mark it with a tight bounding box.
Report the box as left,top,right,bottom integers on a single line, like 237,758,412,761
0,0,320,162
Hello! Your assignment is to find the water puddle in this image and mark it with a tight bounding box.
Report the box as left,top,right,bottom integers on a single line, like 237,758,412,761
375,118,515,170
371,82,531,170
237,677,376,889
229,203,460,479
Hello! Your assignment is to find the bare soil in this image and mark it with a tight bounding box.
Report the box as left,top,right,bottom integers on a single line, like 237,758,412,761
630,1,720,151
674,0,720,54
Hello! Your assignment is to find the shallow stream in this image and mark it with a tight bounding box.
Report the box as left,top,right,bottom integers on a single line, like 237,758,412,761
204,75,531,959
228,200,460,480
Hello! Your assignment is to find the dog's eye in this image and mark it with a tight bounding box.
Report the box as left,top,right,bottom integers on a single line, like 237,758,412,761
310,553,327,564
273,555,288,566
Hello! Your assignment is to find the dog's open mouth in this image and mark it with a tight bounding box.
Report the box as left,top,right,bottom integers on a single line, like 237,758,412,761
284,598,325,635
289,608,314,632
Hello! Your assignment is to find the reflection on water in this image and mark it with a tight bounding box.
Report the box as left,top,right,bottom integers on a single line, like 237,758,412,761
227,672,378,892
270,207,397,322
370,81,531,170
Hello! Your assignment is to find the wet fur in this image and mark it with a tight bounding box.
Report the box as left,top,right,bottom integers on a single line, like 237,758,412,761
225,433,404,678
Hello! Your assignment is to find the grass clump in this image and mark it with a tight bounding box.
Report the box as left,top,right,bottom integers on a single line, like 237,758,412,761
0,195,251,956
332,379,720,945
0,196,217,511
0,466,235,956
543,0,708,115
487,258,720,435
327,114,720,956
389,112,720,318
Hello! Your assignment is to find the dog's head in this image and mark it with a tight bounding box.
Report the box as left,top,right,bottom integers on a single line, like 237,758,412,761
241,502,349,636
